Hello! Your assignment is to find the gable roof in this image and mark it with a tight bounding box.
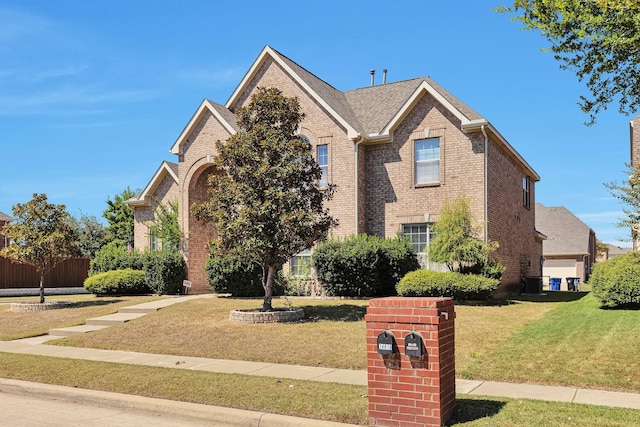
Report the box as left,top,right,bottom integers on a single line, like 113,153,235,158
170,99,238,155
126,161,179,207
535,203,594,256
0,211,13,223
169,45,539,180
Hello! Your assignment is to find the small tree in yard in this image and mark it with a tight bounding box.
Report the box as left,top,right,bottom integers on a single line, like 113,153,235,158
429,196,499,274
192,87,337,311
145,199,181,252
605,163,640,244
0,194,78,303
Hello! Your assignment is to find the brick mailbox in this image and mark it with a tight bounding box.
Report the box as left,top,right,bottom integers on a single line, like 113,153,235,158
365,297,456,427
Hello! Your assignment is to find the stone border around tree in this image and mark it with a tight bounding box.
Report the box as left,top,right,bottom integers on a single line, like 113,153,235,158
10,301,75,312
229,308,304,324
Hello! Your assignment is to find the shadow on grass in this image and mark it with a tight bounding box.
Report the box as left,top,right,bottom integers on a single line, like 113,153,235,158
299,304,366,322
509,291,589,303
445,398,506,425
65,299,125,309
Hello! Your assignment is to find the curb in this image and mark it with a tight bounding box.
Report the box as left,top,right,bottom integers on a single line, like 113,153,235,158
0,378,359,427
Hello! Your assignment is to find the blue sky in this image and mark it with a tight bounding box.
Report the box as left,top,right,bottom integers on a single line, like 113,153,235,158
0,1,634,246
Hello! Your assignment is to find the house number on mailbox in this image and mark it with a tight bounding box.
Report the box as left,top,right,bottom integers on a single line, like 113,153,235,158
404,331,424,357
377,331,396,355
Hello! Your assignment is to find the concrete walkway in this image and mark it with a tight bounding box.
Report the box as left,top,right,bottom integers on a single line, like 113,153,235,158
1,293,640,424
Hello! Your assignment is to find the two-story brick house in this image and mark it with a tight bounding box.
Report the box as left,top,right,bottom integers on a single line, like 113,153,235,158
127,45,542,295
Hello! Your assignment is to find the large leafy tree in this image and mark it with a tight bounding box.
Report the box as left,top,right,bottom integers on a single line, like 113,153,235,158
604,162,640,244
0,194,78,303
193,87,337,311
71,213,107,258
429,196,497,272
103,187,135,248
497,0,640,124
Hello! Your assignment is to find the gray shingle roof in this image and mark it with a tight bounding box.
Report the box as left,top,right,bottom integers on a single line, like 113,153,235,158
208,101,239,132
535,203,593,255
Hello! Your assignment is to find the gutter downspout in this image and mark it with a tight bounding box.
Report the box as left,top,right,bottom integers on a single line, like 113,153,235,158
354,136,364,234
481,125,488,243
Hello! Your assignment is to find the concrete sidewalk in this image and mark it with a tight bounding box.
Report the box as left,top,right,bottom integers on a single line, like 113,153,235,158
1,293,640,415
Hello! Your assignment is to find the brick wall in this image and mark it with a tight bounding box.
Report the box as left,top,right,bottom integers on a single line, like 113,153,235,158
132,171,179,250
365,297,456,427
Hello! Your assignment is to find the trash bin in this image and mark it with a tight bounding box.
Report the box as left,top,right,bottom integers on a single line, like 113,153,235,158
566,277,580,291
549,277,561,291
524,276,542,294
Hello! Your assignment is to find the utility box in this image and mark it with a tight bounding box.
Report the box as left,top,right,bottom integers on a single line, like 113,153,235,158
366,297,456,427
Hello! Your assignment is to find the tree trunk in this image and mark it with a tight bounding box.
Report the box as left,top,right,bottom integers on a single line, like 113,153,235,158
262,265,275,312
39,272,45,304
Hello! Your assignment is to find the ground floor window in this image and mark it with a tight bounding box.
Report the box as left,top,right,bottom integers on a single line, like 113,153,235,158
290,249,312,276
402,223,439,270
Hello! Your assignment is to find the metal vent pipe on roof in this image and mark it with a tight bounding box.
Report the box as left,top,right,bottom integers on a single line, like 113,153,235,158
370,69,375,86
383,69,387,84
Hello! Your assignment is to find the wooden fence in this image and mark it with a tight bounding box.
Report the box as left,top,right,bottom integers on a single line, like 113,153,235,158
0,257,90,289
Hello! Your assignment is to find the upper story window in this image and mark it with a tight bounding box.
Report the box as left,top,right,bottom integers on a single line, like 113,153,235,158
523,176,531,208
415,137,440,185
317,144,328,187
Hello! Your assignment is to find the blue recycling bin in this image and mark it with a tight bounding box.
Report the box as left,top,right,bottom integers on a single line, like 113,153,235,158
550,277,561,291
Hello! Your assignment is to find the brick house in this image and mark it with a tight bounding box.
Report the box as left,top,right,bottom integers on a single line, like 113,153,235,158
535,203,596,290
127,45,542,295
0,210,13,249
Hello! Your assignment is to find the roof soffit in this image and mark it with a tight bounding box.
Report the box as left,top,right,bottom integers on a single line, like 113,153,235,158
127,161,179,206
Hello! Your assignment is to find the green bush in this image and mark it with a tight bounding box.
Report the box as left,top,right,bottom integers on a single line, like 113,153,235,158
142,250,186,295
396,269,499,300
84,269,149,295
591,251,640,308
90,244,185,295
89,241,143,275
205,253,285,297
312,234,420,297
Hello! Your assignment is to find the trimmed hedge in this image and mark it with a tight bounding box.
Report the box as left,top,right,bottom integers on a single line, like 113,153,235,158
396,269,499,300
89,244,186,295
205,255,266,297
312,234,420,297
84,269,149,295
591,251,640,308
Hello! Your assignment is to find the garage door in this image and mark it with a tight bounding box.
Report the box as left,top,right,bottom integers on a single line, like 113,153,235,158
543,260,577,291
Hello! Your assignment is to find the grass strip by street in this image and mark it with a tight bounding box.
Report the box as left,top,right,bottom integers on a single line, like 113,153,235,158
0,295,161,341
460,293,640,392
0,351,367,425
1,352,639,426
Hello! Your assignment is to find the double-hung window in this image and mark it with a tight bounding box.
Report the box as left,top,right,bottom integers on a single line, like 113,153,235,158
415,137,440,185
402,223,436,269
317,144,328,187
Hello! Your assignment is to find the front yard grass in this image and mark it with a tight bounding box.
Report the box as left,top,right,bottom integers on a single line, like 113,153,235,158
0,294,161,341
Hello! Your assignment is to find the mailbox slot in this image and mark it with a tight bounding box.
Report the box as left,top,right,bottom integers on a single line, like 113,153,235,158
377,331,397,355
404,331,424,357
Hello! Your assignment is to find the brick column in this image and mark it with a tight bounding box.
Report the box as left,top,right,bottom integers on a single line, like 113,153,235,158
365,297,456,427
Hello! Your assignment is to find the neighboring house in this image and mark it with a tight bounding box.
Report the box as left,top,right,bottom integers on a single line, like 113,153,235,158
597,243,632,262
127,45,542,295
0,210,13,249
535,203,597,290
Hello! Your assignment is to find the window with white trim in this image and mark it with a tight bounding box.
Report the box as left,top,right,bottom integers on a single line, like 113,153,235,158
415,137,440,185
290,249,312,277
402,223,436,269
149,232,158,252
317,144,328,187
